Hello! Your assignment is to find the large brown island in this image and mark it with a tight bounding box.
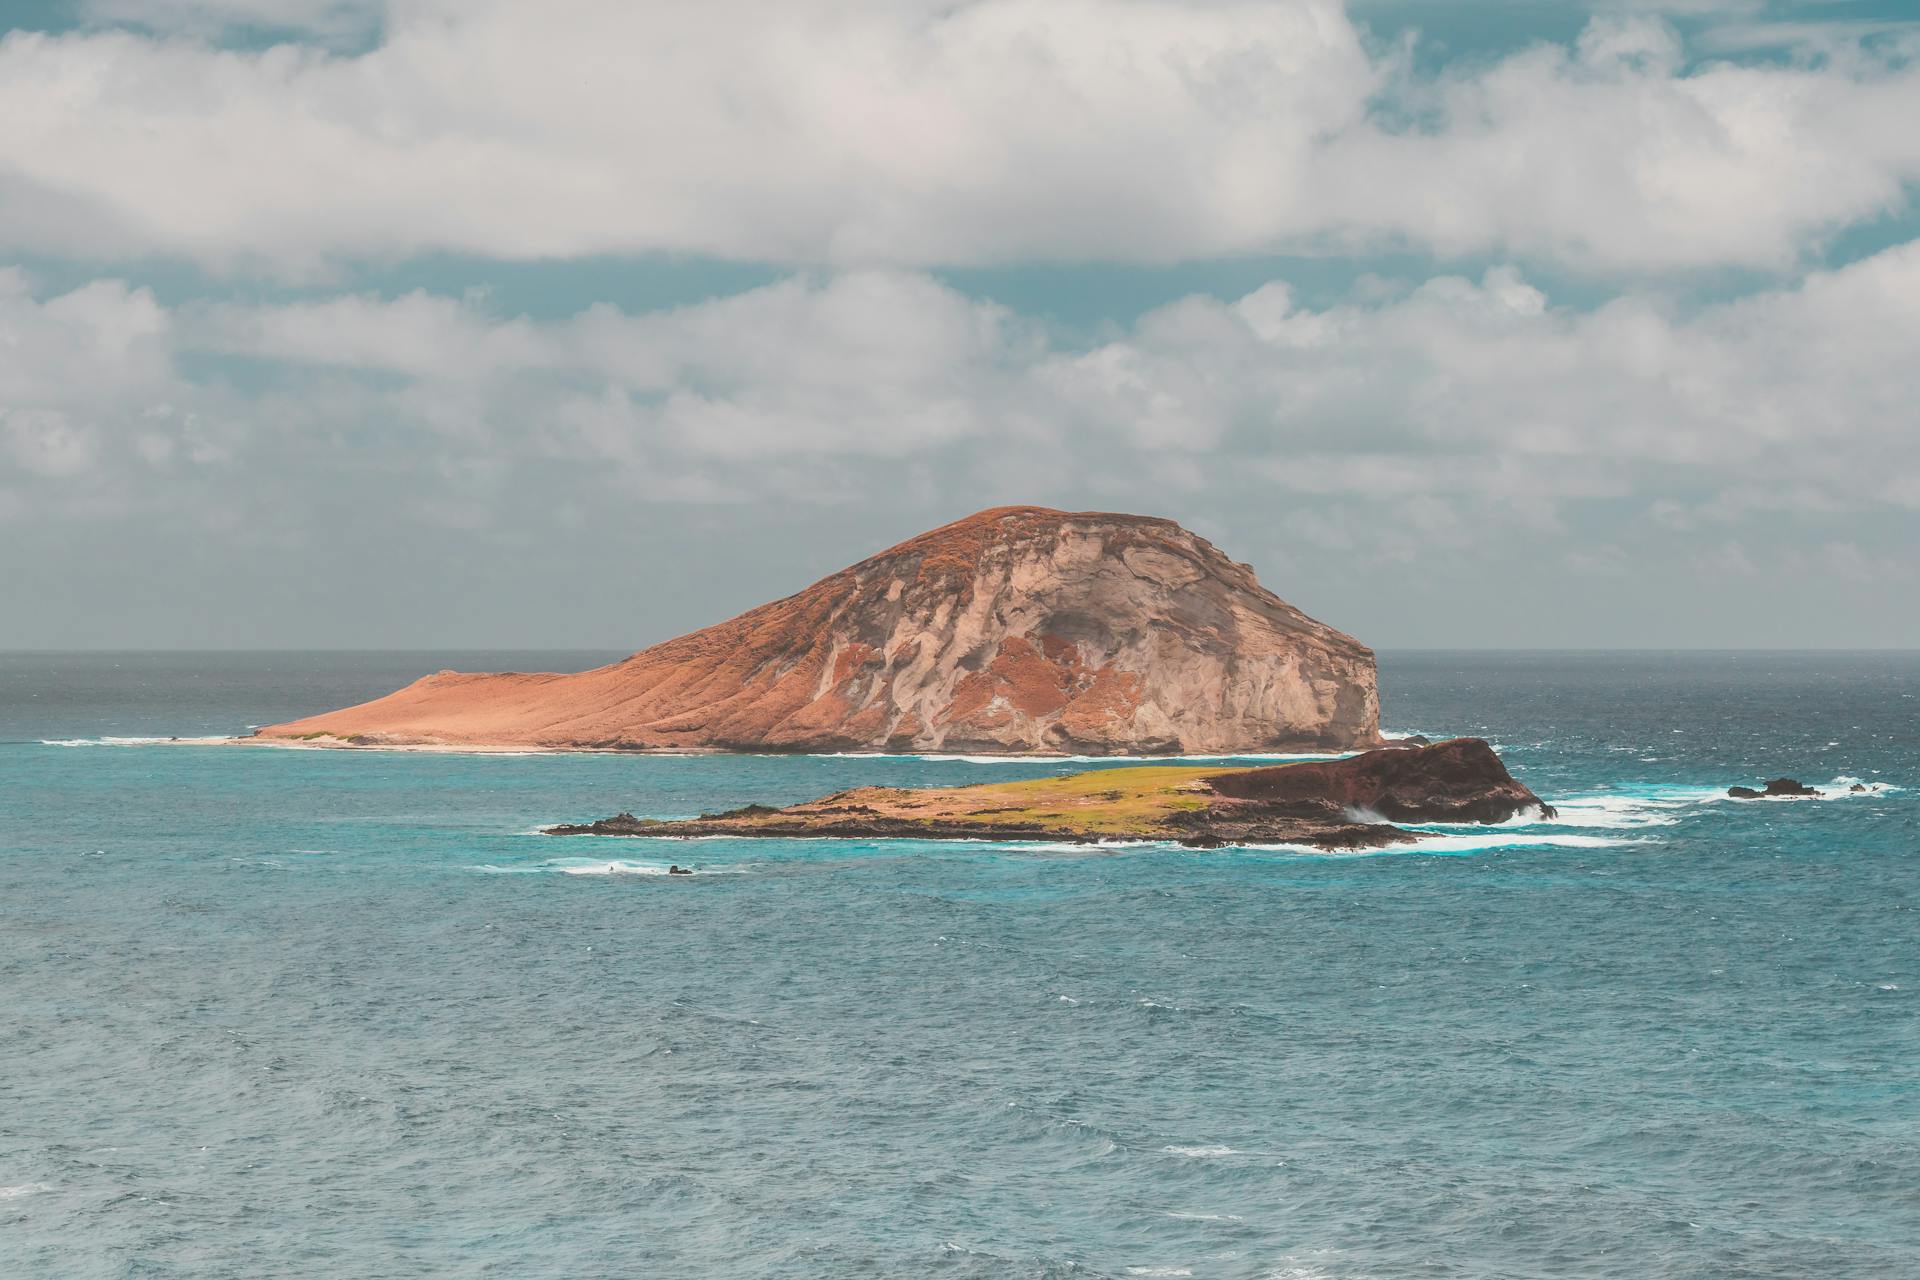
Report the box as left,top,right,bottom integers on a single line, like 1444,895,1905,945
250,506,1384,756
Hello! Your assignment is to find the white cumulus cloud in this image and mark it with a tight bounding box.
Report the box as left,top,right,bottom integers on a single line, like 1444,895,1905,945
3,244,1914,541
0,2,1916,274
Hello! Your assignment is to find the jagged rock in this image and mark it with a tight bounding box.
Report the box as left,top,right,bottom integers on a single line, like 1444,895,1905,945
1202,737,1554,824
257,506,1383,755
1728,778,1821,799
551,811,661,835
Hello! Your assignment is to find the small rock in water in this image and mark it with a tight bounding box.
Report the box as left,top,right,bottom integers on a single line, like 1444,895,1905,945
668,865,693,875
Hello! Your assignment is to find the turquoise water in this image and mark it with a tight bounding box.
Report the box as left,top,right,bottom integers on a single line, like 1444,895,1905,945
2,651,1915,1278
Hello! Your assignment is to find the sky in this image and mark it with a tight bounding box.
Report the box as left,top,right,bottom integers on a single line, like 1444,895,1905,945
1,0,1917,650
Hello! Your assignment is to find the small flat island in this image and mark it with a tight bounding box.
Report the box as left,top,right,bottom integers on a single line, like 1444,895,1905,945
546,737,1554,851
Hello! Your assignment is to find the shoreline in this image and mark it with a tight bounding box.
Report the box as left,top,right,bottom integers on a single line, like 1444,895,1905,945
46,734,1412,763
541,740,1552,852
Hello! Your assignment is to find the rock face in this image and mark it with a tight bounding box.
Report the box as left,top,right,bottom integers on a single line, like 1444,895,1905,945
257,506,1383,755
545,738,1547,850
1728,778,1820,799
1201,738,1555,825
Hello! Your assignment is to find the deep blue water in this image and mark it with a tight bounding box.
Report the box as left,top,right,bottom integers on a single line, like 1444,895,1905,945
2,651,1915,1278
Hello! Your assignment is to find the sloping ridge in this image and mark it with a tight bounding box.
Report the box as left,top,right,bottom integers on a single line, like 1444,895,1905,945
257,506,1383,754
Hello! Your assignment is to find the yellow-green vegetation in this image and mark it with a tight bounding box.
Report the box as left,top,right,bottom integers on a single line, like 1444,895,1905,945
813,764,1256,836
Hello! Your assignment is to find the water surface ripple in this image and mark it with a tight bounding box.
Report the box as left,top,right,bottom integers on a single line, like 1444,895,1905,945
2,651,1915,1277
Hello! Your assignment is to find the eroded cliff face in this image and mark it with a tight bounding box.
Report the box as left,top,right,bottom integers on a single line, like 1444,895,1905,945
257,506,1383,754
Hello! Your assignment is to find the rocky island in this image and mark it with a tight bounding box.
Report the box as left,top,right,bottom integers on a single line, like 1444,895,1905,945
545,737,1553,851
1728,778,1822,799
256,506,1383,755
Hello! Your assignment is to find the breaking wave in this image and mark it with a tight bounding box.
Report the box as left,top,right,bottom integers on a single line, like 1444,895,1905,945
1224,833,1647,858
1404,776,1903,838
38,735,235,747
473,858,753,877
817,750,1352,764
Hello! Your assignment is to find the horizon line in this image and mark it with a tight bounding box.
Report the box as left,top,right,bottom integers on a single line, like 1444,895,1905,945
5,646,1918,656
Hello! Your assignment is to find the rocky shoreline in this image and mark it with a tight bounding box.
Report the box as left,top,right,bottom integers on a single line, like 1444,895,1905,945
545,737,1552,852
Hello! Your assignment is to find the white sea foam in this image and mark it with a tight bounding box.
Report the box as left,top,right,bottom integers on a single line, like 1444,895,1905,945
1162,1145,1238,1158
819,750,1351,763
1162,1210,1244,1222
0,1183,50,1199
1405,832,1638,854
1815,775,1901,797
1002,839,1164,853
237,742,1358,761
551,858,750,877
1404,793,1698,833
1710,775,1901,803
1402,774,1900,839
1262,1260,1367,1280
558,860,683,876
1126,1268,1194,1277
37,736,1393,766
1001,829,1641,858
1221,832,1641,858
1543,796,1691,829
41,733,531,755
39,735,234,747
472,859,750,876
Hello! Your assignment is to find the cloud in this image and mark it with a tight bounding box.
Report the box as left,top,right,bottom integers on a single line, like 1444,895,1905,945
0,270,255,534
1695,19,1920,59
1,2,1917,274
5,240,1915,582
76,0,384,46
0,270,180,482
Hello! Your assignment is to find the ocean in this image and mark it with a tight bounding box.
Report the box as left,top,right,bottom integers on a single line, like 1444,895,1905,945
1,650,1914,1278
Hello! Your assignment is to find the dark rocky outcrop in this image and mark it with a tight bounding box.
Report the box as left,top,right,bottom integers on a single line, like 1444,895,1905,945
1728,778,1821,799
556,811,660,835
1203,738,1553,824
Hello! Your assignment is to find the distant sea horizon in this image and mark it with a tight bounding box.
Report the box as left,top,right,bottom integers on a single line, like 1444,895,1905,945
8,645,1918,652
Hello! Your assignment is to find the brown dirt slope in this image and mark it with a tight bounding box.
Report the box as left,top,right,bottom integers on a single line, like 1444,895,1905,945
257,506,1382,754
